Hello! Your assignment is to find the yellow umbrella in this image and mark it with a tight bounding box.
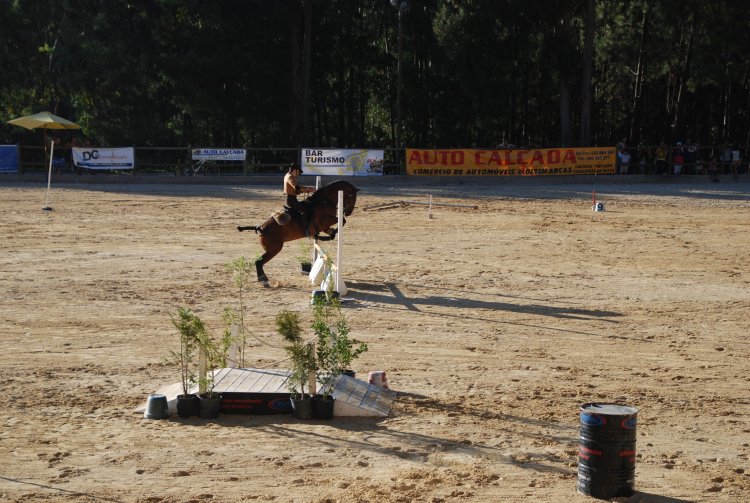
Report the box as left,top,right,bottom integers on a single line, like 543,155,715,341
7,111,81,130
7,110,82,164
7,111,82,211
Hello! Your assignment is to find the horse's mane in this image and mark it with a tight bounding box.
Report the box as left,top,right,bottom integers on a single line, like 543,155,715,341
307,180,356,205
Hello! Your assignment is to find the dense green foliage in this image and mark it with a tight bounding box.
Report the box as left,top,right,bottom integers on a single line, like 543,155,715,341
2,0,748,148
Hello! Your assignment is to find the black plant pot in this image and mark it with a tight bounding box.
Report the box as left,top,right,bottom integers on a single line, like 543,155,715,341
343,370,356,378
176,393,200,418
300,262,312,274
312,394,335,420
290,395,313,419
198,394,222,419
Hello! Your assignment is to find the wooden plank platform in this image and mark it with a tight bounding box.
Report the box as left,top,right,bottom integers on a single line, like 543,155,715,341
136,368,397,417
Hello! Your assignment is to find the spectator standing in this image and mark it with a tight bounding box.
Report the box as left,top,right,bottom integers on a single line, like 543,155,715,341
616,136,627,152
655,141,668,175
672,142,684,175
615,136,627,173
721,144,732,174
52,136,64,175
730,146,741,180
618,146,631,174
707,155,719,182
67,137,81,174
684,138,699,174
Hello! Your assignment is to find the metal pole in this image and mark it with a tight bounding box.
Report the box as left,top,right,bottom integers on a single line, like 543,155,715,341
43,140,54,211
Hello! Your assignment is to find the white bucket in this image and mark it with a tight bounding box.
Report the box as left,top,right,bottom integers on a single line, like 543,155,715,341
368,371,389,389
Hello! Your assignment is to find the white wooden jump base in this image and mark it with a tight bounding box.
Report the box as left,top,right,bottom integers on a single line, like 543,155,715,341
309,184,347,296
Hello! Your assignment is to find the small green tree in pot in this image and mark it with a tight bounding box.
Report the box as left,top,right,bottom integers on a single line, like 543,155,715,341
297,240,313,274
223,256,254,367
330,311,367,379
275,310,316,419
169,307,203,417
164,256,250,420
195,320,232,419
311,297,368,419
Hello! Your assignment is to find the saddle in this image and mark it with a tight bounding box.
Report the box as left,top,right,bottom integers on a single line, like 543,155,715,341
271,209,293,226
271,204,311,231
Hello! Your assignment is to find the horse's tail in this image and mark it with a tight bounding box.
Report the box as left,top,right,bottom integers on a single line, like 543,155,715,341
237,225,261,234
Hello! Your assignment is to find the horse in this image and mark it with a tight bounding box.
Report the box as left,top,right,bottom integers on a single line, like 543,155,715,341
237,180,359,287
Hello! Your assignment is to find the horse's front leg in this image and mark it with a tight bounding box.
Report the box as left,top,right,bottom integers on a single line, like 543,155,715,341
326,218,345,238
315,227,337,241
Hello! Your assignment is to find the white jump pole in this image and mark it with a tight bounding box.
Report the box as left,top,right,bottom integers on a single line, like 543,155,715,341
312,175,322,263
42,140,54,211
335,190,344,295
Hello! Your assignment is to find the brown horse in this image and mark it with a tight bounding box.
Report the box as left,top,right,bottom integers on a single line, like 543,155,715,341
237,180,359,287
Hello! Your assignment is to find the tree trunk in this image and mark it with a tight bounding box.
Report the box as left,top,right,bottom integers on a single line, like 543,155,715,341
301,0,312,146
629,6,649,145
560,80,572,147
289,1,306,146
579,0,595,146
671,13,695,141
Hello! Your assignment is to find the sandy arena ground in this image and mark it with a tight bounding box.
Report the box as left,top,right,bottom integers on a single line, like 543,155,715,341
0,176,748,503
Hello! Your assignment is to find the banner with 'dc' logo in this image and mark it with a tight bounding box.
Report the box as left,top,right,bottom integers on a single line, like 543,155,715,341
73,147,135,170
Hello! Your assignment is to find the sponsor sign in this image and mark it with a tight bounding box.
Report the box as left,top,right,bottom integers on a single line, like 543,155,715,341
191,148,246,161
73,147,135,170
406,147,616,176
0,145,20,173
301,148,384,176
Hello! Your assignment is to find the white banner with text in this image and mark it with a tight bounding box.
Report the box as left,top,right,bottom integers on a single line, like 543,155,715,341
191,148,246,161
301,148,384,176
72,147,135,170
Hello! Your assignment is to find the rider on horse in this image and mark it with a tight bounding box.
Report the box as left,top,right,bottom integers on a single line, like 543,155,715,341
283,161,314,235
237,179,359,286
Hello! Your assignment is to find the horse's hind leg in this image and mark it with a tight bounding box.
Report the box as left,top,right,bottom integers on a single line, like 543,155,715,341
255,244,282,287
255,258,269,287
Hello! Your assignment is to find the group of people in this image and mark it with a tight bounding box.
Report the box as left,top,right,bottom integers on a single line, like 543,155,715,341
616,137,742,181
51,135,93,174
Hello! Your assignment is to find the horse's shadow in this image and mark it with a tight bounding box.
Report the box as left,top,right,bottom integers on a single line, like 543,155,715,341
345,280,621,322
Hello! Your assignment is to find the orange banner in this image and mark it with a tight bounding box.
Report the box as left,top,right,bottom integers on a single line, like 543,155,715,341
406,147,616,176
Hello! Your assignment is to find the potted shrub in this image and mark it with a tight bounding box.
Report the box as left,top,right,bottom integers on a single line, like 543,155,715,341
329,305,367,379
297,241,313,274
169,307,202,417
165,256,251,420
223,256,254,367
275,310,315,419
195,318,232,419
311,296,367,419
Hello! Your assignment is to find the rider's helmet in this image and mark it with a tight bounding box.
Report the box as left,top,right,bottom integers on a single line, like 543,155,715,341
288,161,303,174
